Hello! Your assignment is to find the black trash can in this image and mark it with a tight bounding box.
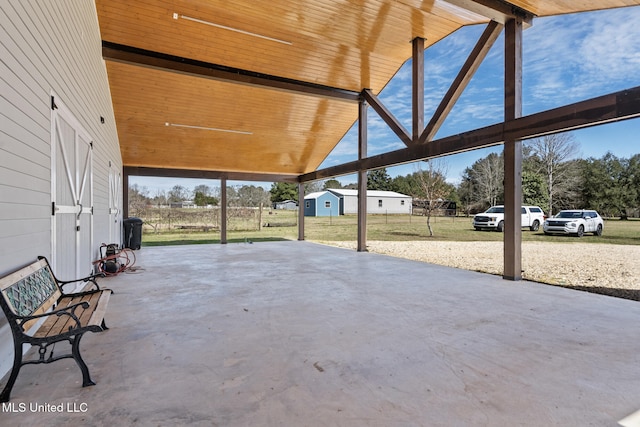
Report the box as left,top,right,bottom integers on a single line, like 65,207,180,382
123,217,143,250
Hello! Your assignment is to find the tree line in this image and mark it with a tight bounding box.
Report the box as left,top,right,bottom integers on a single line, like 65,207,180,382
271,134,640,219
128,183,272,212
130,133,639,219
457,134,640,218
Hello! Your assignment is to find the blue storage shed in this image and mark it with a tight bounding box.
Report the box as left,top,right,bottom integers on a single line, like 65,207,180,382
304,191,341,217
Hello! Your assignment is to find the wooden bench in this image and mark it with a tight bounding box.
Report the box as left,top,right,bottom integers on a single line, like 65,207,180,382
0,256,112,402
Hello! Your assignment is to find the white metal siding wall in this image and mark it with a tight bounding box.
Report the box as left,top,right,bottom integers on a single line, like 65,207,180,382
338,195,412,215
0,1,121,376
367,196,412,214
342,195,358,214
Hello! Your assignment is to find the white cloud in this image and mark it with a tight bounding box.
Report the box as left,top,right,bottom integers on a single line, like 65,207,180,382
523,7,640,109
578,9,640,85
321,7,640,178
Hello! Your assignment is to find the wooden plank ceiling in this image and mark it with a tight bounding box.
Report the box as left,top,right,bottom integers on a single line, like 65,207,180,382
96,0,639,178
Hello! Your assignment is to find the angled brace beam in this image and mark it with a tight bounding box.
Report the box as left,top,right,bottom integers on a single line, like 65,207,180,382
299,85,640,182
419,21,504,143
362,89,413,147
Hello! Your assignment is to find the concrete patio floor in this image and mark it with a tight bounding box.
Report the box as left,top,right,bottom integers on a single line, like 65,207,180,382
1,240,639,426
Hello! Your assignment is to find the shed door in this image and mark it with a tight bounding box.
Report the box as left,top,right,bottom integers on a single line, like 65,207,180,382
51,96,94,280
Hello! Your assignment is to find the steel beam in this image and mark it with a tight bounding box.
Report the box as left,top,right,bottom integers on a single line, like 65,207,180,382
123,166,298,183
420,21,503,143
122,172,129,219
413,37,425,143
298,183,305,241
357,99,368,252
503,18,523,281
220,177,227,244
362,90,412,147
504,88,640,139
299,85,640,182
444,0,534,26
102,41,361,103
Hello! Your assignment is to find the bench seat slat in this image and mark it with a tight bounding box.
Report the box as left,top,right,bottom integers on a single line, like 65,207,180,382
21,293,61,332
33,292,110,338
87,291,111,327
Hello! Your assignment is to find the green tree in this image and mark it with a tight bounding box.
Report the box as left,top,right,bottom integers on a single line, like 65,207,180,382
193,184,213,197
625,154,640,217
457,175,475,215
270,182,298,203
581,153,634,218
323,179,342,189
521,145,547,208
367,168,392,190
581,156,611,215
391,173,419,196
193,184,218,206
521,170,548,208
193,191,218,206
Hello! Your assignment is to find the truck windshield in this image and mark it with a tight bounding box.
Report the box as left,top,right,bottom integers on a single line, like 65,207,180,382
485,207,504,213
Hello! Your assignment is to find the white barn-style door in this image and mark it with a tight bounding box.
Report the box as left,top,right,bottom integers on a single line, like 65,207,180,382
51,95,94,280
108,161,122,245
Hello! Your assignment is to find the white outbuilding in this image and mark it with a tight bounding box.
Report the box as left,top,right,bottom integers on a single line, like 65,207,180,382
327,189,412,215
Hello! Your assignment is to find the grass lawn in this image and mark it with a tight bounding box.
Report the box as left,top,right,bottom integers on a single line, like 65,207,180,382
140,210,640,247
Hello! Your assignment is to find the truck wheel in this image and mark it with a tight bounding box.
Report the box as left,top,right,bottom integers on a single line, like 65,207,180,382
496,220,504,232
530,220,540,231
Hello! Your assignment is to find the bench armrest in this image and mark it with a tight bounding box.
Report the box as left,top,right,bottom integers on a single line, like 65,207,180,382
37,255,104,292
58,273,105,292
61,288,113,300
17,301,89,332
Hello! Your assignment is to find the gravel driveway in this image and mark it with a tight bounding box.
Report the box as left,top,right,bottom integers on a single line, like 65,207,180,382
319,240,640,301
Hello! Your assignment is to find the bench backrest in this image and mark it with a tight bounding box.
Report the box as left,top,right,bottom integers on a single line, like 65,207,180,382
0,259,61,331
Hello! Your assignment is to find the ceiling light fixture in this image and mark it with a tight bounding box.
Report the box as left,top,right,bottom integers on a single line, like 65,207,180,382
165,122,252,135
173,13,292,45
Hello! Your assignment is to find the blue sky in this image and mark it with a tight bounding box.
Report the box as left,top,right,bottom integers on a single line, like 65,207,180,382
131,6,640,195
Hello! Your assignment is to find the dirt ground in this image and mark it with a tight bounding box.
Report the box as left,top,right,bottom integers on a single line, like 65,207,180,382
319,240,640,301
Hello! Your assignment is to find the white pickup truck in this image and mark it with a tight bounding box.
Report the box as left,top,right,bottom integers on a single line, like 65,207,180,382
472,205,546,232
